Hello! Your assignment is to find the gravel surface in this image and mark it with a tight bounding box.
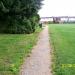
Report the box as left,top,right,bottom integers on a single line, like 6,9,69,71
19,26,52,75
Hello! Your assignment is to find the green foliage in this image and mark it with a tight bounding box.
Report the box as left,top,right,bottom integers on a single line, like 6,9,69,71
10,64,17,73
22,19,33,34
0,0,43,34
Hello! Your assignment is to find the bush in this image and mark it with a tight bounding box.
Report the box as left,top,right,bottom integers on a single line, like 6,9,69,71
0,18,36,34
0,0,43,34
22,19,33,34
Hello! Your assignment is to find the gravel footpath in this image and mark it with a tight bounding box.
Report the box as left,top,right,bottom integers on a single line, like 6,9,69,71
19,26,52,75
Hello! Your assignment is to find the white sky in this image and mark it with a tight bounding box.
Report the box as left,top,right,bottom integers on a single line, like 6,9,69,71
38,0,75,17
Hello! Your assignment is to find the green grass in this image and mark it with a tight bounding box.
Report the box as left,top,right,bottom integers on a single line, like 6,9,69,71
49,24,75,75
0,28,41,75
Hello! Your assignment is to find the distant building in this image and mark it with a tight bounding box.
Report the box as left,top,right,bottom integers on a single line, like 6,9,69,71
53,17,61,23
40,16,75,24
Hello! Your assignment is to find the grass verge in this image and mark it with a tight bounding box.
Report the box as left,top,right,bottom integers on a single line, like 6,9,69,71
0,27,41,75
49,24,75,75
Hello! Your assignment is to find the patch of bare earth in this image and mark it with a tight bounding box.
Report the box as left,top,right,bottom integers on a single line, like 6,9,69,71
19,26,52,75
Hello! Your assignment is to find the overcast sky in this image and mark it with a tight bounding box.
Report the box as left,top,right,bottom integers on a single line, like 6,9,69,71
38,0,75,17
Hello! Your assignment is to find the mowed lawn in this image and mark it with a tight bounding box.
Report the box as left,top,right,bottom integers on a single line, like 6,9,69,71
0,28,41,75
49,24,75,75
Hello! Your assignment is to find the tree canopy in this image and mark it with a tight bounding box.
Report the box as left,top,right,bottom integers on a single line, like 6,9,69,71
0,0,43,33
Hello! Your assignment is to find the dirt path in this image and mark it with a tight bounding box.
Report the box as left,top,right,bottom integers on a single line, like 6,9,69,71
20,26,52,75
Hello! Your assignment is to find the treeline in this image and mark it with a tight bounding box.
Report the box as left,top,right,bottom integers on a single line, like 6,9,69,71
0,0,43,34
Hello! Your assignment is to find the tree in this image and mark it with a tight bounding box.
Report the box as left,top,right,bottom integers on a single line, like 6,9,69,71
0,0,43,33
